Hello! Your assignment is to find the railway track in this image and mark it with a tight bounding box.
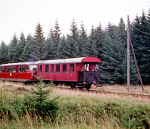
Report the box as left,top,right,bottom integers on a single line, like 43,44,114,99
56,86,150,99
90,90,150,99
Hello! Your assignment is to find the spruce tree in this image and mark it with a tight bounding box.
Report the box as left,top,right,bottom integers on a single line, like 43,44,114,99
131,11,150,84
56,35,67,59
79,21,88,56
95,23,105,59
32,23,45,60
61,35,73,58
87,25,98,57
16,32,26,62
48,28,54,40
100,23,127,84
23,79,59,121
53,20,61,58
146,9,150,84
20,35,35,61
53,20,61,46
99,33,114,84
117,18,127,46
0,41,8,64
7,34,18,62
67,19,80,57
44,38,55,59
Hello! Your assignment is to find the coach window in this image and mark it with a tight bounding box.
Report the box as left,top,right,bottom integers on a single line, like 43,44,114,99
56,65,60,72
29,65,37,71
45,65,49,72
63,64,67,72
10,67,12,73
22,66,25,72
7,67,9,73
13,67,16,73
70,64,74,72
2,67,4,72
19,66,21,72
26,65,29,70
18,66,21,73
51,65,54,72
39,65,42,73
0,67,4,73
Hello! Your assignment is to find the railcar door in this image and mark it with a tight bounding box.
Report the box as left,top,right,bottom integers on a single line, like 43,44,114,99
5,66,16,81
0,67,5,80
17,65,25,81
10,66,17,81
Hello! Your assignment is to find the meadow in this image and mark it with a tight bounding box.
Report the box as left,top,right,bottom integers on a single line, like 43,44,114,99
0,81,150,129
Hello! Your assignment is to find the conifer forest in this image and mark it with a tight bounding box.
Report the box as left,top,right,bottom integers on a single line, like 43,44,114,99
0,10,150,85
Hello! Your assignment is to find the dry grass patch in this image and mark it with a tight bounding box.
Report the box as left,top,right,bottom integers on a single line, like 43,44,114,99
52,88,150,104
0,80,33,90
97,84,150,95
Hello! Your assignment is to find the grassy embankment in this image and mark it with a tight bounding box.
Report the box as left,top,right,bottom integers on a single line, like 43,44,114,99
0,81,150,129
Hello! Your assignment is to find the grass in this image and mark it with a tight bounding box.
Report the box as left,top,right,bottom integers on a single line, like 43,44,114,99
0,81,150,128
96,84,150,95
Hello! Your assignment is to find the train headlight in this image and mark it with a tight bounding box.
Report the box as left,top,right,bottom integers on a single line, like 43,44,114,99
31,73,34,76
93,85,96,89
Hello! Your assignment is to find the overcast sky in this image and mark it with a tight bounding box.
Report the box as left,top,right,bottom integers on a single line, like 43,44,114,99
0,0,150,44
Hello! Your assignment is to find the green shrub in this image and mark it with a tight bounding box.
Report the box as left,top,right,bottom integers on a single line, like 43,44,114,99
22,80,59,121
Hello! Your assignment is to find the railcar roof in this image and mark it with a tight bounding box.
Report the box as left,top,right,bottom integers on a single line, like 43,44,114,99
0,57,101,66
35,57,101,64
0,62,36,67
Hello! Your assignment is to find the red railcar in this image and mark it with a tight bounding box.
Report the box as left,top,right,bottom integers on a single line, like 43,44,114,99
36,57,101,89
0,62,37,82
0,57,101,89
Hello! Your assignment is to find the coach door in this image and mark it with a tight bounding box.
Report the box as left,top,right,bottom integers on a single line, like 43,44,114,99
17,65,26,81
0,67,5,80
5,66,17,81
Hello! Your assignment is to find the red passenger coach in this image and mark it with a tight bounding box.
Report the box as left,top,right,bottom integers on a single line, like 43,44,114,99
0,62,37,82
36,57,101,89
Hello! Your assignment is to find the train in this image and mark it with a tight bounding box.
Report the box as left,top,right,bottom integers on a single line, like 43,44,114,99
0,57,101,89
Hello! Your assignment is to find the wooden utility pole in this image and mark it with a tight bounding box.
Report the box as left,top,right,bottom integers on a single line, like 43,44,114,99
127,15,130,93
127,15,144,92
129,37,144,91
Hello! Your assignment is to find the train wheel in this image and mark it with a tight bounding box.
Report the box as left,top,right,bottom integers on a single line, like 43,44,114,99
70,83,76,89
85,84,91,90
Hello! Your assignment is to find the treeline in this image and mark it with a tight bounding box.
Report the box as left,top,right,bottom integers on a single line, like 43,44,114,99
0,10,150,84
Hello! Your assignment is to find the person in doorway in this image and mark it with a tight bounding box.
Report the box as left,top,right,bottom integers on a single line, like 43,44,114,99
86,64,89,71
94,64,99,71
81,64,87,71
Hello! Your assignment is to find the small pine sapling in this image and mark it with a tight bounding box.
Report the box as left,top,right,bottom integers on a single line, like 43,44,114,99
23,78,59,121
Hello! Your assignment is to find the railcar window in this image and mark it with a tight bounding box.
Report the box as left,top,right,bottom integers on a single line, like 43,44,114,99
45,65,49,72
19,66,22,72
39,65,42,73
29,65,37,71
56,65,60,72
10,67,12,73
51,65,54,72
63,64,67,72
70,64,74,72
2,67,4,72
26,65,29,70
0,67,1,73
7,67,9,73
22,66,25,72
13,67,16,73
